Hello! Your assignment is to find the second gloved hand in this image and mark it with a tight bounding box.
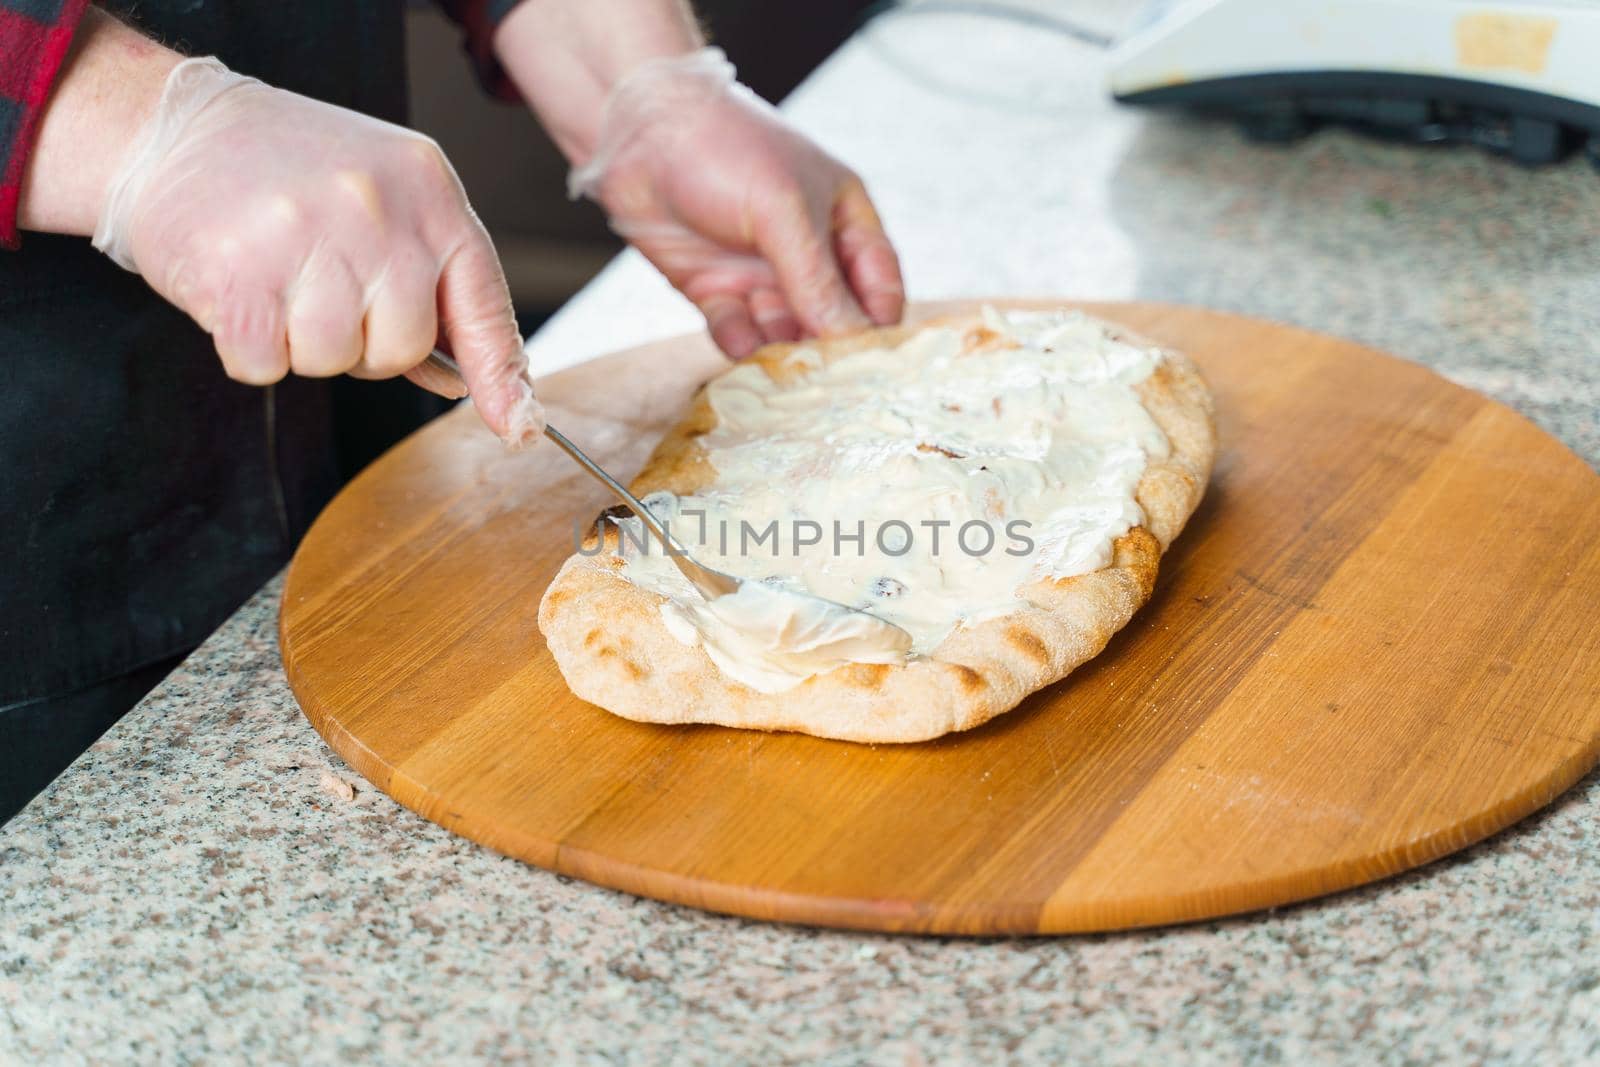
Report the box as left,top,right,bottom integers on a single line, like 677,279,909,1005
93,57,542,446
568,48,905,359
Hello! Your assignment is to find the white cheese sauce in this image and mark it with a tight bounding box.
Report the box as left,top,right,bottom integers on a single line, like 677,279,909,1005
609,308,1170,693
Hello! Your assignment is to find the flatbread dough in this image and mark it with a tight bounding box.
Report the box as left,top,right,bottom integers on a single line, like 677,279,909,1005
538,310,1216,743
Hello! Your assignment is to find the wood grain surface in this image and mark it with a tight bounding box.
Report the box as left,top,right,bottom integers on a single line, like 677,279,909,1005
279,301,1600,935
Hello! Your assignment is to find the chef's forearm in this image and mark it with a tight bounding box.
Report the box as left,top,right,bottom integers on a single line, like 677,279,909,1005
491,0,703,166
17,7,181,237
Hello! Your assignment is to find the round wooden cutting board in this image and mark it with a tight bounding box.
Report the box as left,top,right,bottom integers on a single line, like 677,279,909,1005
280,301,1600,935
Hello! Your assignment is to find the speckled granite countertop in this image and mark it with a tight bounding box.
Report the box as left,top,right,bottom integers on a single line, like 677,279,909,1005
5,10,1599,1064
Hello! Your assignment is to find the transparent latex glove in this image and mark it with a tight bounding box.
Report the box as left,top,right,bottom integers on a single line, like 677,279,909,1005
568,48,904,358
93,58,544,447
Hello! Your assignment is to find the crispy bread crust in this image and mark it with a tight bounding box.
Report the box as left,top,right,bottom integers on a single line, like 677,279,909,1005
537,314,1216,743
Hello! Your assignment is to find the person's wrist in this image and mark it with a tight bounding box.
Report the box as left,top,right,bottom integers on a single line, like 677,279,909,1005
492,0,702,166
565,47,737,203
18,9,182,236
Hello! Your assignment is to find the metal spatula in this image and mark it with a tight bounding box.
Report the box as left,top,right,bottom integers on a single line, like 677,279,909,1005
423,349,741,601
423,349,912,651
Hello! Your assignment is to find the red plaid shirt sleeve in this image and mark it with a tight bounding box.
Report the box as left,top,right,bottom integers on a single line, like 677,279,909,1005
0,0,89,249
433,0,527,103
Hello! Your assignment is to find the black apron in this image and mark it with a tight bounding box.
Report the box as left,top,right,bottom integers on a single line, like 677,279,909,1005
0,1,447,709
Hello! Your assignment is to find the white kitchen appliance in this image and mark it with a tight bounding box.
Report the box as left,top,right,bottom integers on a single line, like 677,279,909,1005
1107,0,1600,164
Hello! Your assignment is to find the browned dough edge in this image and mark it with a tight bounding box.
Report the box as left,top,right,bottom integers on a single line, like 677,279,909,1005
537,312,1217,743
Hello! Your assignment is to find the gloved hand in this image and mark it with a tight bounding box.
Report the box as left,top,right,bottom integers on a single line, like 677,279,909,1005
568,48,905,358
93,58,544,446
